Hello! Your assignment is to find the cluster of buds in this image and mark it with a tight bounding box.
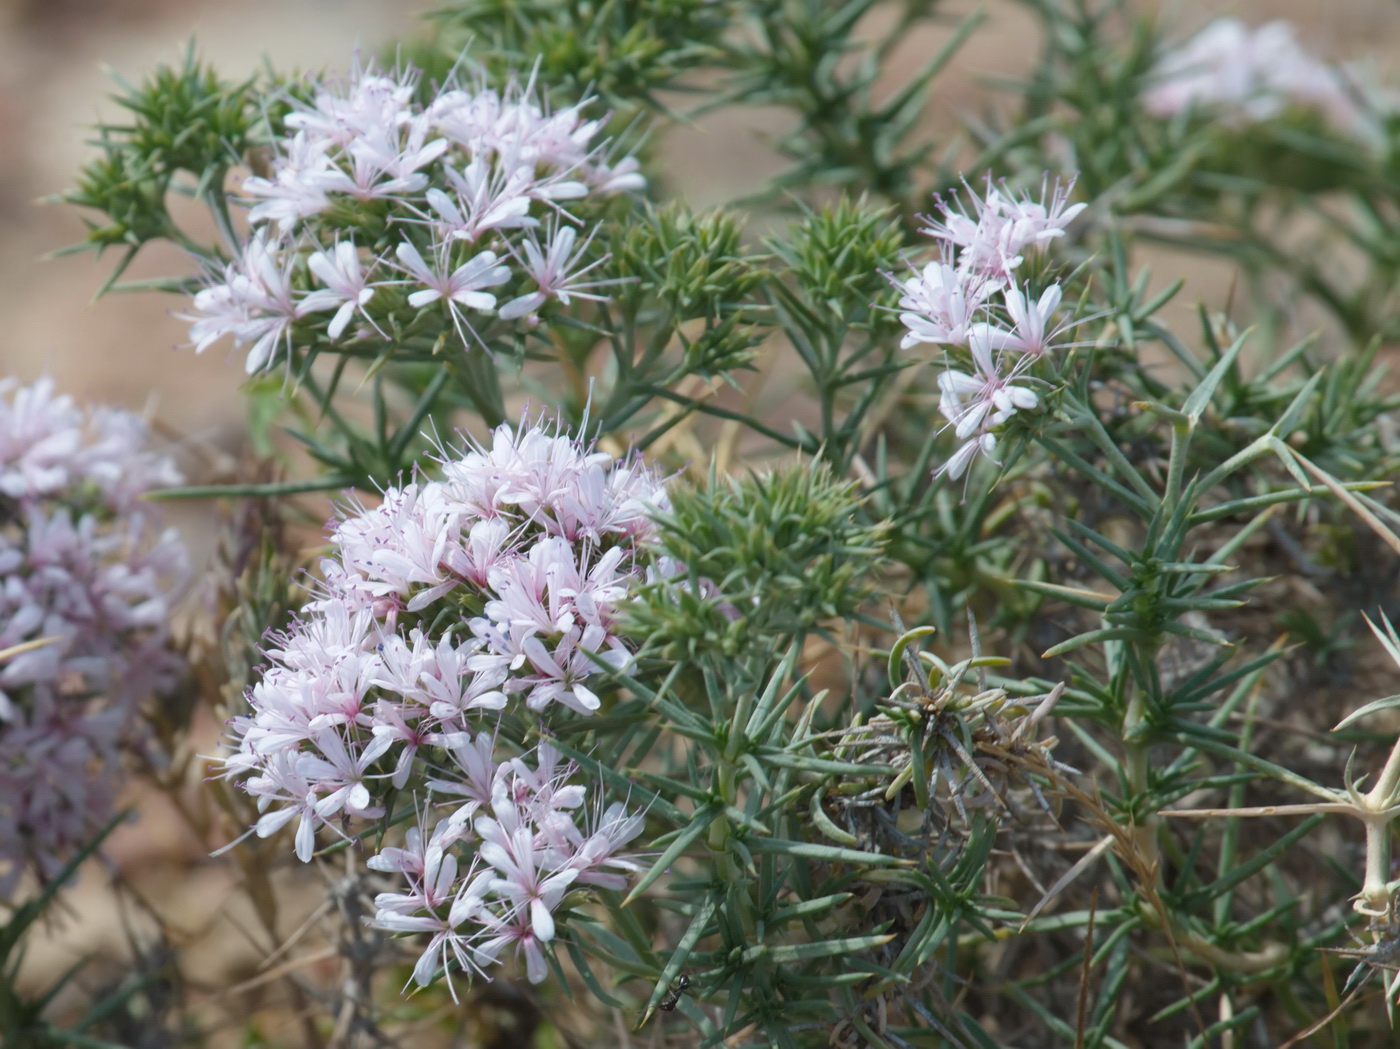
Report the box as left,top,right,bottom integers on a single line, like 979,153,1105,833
1142,19,1389,144
184,60,643,372
893,176,1085,480
218,419,664,987
0,377,187,895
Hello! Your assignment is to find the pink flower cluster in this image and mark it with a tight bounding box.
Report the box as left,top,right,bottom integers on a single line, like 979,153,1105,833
370,740,642,992
0,377,187,895
1143,19,1388,143
219,419,662,986
186,61,641,372
894,177,1085,480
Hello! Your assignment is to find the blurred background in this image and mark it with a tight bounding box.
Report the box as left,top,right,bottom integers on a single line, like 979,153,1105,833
3,0,1399,1042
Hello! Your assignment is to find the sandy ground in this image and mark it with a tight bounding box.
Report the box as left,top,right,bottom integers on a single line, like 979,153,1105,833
4,0,1400,1041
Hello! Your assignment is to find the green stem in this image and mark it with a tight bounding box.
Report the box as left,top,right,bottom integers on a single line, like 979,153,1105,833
1123,681,1161,884
449,348,506,428
1369,733,1400,808
1061,391,1160,507
1358,734,1400,917
1360,814,1394,918
1162,419,1190,517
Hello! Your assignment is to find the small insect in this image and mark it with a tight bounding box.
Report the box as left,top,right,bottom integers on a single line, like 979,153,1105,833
659,974,691,1012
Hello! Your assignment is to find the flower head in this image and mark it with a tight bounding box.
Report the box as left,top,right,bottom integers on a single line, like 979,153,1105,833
893,171,1084,490
185,56,646,372
921,176,1085,282
0,378,187,894
895,257,994,349
938,328,1041,442
220,418,660,989
500,222,620,322
1143,18,1367,132
300,239,385,339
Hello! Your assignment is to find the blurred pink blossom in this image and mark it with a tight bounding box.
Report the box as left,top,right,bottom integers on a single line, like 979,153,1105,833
0,378,187,894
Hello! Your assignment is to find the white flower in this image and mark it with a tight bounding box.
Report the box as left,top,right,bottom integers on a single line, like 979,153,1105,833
476,805,579,944
921,177,1086,282
427,71,643,198
311,116,448,202
244,132,335,228
393,240,511,347
186,55,642,369
499,223,619,321
972,283,1070,360
435,159,537,242
180,229,301,373
395,241,510,312
938,328,1041,439
941,430,999,481
586,153,647,194
219,418,666,992
284,64,419,149
1143,18,1372,137
933,327,1041,483
300,240,384,339
896,258,994,349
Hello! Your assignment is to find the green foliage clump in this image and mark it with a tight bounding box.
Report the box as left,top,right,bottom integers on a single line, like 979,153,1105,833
424,0,736,112
612,203,763,322
773,195,904,327
629,461,889,660
53,42,256,288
